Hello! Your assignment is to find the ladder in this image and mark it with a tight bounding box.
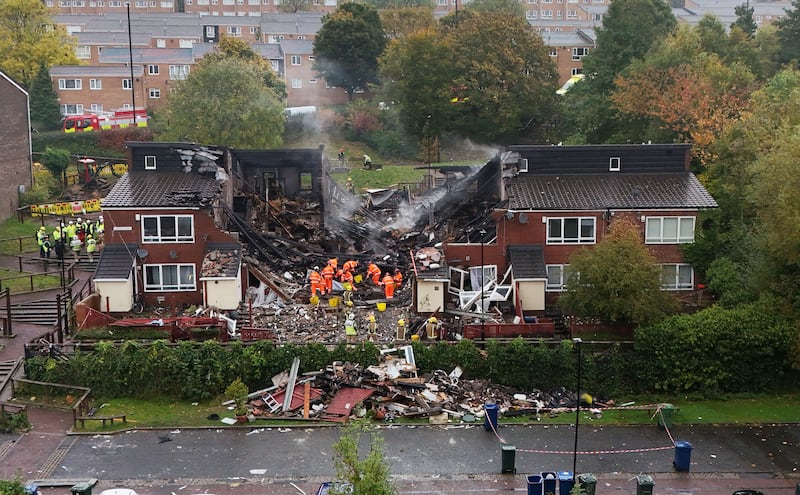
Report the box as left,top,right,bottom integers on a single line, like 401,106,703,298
263,393,281,413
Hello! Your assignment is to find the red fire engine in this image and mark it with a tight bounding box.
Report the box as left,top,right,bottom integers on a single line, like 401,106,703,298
62,109,148,133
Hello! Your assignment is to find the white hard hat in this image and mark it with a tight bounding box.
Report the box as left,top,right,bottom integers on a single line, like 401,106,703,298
99,216,103,221
314,266,320,271
77,218,82,222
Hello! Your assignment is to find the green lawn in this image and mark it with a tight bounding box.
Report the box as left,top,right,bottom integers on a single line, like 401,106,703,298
0,217,42,255
69,393,800,432
0,268,62,293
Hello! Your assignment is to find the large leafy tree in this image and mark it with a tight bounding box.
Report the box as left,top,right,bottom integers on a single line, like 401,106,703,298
558,219,677,325
313,3,387,100
203,36,286,99
466,0,525,17
381,11,558,144
562,0,676,143
29,62,63,131
0,0,79,87
380,28,455,140
440,11,558,143
732,3,757,37
379,6,435,39
610,25,756,167
775,0,800,65
156,57,284,148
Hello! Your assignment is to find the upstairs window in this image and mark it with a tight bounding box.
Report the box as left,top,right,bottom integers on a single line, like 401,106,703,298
547,217,596,244
142,215,194,243
645,217,695,244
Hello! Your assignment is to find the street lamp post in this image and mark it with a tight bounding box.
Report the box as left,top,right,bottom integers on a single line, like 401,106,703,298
573,337,583,476
480,229,486,340
126,3,137,123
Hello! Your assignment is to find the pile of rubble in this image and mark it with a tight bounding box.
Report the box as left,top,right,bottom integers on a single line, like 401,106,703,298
223,347,605,424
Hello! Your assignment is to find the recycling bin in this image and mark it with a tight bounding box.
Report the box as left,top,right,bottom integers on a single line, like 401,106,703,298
527,474,543,495
577,473,596,495
484,403,499,432
674,440,692,472
635,475,654,495
70,482,92,495
657,403,675,429
501,444,516,473
558,471,574,495
542,471,557,495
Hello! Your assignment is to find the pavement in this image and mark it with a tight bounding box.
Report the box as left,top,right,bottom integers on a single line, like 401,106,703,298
1,256,800,495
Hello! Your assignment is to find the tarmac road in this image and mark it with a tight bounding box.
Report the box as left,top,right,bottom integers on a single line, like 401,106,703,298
20,420,800,495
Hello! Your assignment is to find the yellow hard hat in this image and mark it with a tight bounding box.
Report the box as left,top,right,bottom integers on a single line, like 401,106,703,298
411,334,420,342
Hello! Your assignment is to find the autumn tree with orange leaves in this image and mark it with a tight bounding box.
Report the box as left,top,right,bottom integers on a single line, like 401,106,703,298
610,25,757,167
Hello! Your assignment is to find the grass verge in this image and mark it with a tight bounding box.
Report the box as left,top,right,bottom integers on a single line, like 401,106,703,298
0,268,62,292
0,217,41,255
70,393,800,433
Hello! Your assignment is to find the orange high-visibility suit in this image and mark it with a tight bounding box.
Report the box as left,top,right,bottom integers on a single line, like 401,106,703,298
343,260,359,273
322,264,335,293
382,272,396,299
393,269,403,287
341,270,356,291
367,263,382,285
309,269,324,296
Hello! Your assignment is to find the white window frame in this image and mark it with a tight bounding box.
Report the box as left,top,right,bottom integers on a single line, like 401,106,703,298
89,104,103,113
141,214,194,243
76,45,91,59
572,47,589,60
227,26,241,36
291,78,302,88
61,104,84,115
144,264,197,291
566,8,577,18
123,79,132,90
157,39,166,48
89,78,102,90
148,64,159,75
290,55,301,65
609,156,620,171
546,217,596,244
549,48,557,56
144,155,157,170
661,264,693,290
645,217,695,244
58,79,82,90
169,65,190,80
526,9,538,19
149,88,161,98
541,9,553,18
546,264,573,291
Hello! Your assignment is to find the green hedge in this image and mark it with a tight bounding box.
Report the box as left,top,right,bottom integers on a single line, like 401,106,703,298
633,298,794,393
24,304,798,400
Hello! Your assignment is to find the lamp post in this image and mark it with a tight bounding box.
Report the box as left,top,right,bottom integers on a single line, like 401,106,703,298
480,228,486,340
572,337,583,476
126,3,137,123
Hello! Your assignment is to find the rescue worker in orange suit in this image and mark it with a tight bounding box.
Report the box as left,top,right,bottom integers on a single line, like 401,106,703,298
309,266,325,296
321,262,335,294
341,269,356,291
367,262,382,285
343,260,359,276
393,268,403,287
382,272,396,299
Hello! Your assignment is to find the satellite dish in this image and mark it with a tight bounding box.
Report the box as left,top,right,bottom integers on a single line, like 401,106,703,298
170,250,178,259
518,213,529,224
505,211,514,220
136,248,149,260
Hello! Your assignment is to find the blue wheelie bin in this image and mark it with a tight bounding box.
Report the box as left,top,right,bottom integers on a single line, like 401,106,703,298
527,474,543,495
542,471,557,495
484,403,499,432
674,440,692,472
558,471,575,495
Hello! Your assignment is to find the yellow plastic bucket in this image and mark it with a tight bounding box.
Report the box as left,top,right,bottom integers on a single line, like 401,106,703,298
354,274,363,283
376,302,387,312
329,297,340,308
310,295,319,306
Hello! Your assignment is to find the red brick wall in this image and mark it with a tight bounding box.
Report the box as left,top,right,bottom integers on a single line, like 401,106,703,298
0,75,32,220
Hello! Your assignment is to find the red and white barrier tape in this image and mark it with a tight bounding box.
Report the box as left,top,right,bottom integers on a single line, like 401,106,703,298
517,446,675,455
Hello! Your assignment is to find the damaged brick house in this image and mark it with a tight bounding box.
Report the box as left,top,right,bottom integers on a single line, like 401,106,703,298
444,143,718,320
93,141,328,313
